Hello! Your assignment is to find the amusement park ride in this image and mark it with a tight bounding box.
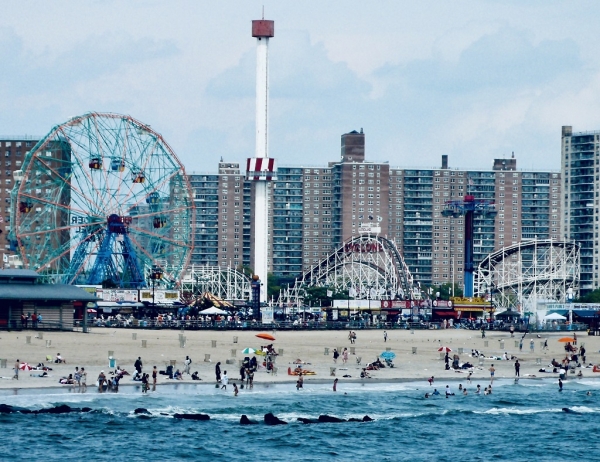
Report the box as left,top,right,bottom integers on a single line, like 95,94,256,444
9,112,195,289
441,194,497,297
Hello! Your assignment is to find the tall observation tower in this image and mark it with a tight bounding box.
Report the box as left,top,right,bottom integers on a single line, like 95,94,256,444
246,18,277,305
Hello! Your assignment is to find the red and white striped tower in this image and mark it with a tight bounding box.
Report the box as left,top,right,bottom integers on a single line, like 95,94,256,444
247,18,276,303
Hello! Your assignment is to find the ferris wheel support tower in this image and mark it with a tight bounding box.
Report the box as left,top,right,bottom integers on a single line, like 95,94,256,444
246,18,277,304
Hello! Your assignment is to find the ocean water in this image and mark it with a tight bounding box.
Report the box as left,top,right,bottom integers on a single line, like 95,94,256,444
1,378,599,461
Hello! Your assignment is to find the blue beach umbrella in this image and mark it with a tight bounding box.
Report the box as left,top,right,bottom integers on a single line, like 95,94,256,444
380,351,396,360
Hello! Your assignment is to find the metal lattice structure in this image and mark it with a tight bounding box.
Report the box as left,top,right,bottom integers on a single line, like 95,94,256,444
291,234,417,300
475,240,580,312
10,112,194,288
180,265,251,301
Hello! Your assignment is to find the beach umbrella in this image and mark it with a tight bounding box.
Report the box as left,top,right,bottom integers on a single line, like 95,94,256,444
438,346,452,353
380,351,396,360
256,333,276,341
19,363,33,371
558,337,576,343
87,308,97,313
241,347,257,355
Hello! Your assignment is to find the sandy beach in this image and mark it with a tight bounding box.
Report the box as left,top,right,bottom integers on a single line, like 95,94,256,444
0,327,597,390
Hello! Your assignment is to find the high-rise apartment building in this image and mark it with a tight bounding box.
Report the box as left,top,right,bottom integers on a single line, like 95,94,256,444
188,130,560,289
0,137,38,257
561,125,600,294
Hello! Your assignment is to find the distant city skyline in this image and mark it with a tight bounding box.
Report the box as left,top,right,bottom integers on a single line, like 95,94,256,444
2,1,600,172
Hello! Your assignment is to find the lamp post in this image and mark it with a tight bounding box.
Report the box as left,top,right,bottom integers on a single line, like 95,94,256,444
149,266,163,310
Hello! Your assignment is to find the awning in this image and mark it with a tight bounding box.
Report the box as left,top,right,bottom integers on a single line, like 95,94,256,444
98,301,144,308
572,310,599,318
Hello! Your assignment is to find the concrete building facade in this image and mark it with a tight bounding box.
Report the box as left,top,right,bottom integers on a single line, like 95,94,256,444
188,130,560,290
561,125,600,294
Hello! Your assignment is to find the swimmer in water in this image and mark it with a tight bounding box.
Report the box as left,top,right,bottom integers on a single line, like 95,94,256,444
587,391,592,396
424,393,430,398
463,388,468,396
558,378,563,391
432,389,440,396
475,384,481,394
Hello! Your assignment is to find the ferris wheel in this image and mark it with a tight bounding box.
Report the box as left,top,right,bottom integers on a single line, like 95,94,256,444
9,112,195,288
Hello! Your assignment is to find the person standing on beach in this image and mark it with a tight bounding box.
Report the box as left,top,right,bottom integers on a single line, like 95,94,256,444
519,338,523,352
515,360,520,377
333,378,338,392
80,368,87,390
342,348,349,364
152,366,158,386
221,371,228,390
215,362,222,383
13,359,19,380
481,325,485,338
97,371,106,392
333,349,339,363
428,376,434,386
233,383,239,396
383,331,388,342
184,356,192,375
489,364,495,384
348,331,353,344
558,378,563,391
134,357,143,374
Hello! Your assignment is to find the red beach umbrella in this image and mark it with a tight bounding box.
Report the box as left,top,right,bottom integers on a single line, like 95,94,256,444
19,363,33,371
256,333,276,341
437,346,452,353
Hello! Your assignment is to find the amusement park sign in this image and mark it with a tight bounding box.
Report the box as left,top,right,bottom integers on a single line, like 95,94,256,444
344,242,384,253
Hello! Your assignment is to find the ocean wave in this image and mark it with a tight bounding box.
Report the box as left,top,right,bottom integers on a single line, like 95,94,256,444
480,407,564,415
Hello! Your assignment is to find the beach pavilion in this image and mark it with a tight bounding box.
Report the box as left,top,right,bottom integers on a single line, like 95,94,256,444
0,269,98,330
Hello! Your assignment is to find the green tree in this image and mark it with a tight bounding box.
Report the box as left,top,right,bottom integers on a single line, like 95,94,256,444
576,288,600,303
267,273,281,301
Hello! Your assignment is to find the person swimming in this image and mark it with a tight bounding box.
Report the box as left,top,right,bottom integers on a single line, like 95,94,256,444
432,389,440,396
475,385,481,394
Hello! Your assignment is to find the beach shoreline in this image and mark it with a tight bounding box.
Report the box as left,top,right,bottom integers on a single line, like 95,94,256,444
0,327,595,391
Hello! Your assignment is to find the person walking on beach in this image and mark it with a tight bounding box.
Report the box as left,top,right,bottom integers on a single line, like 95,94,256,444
13,359,19,380
529,339,534,353
296,372,303,391
342,348,349,364
152,366,157,386
333,378,338,392
215,362,222,383
481,325,486,338
221,371,228,390
428,376,434,386
489,364,495,383
184,356,192,375
134,357,143,374
383,331,388,342
519,338,523,352
514,359,520,377
543,338,548,351
333,349,339,363
348,331,353,344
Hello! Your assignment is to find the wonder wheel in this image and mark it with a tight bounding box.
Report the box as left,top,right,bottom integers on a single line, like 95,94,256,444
10,112,194,288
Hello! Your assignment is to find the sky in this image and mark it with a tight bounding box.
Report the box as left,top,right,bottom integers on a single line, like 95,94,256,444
2,0,600,173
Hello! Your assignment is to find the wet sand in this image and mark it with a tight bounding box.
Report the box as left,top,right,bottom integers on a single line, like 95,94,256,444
0,327,596,389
